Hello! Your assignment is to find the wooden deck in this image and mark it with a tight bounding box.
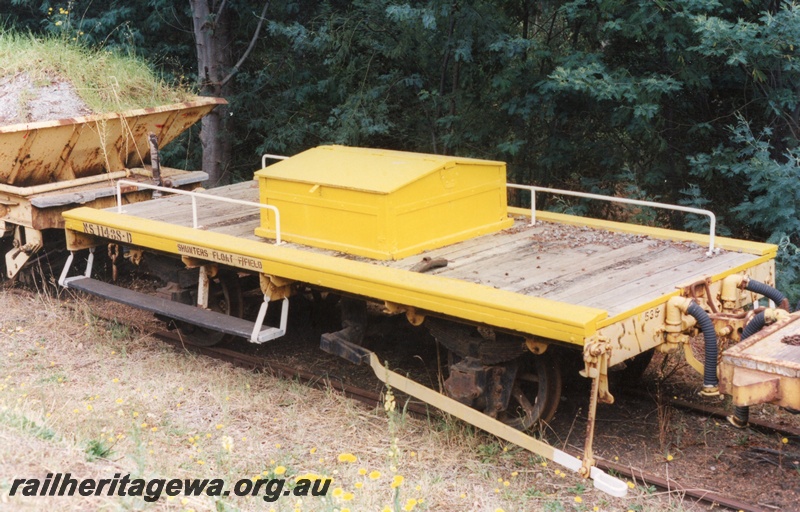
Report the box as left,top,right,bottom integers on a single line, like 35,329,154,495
119,180,761,318
724,317,800,378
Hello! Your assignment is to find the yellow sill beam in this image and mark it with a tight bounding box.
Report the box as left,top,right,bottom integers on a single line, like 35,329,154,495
63,207,607,344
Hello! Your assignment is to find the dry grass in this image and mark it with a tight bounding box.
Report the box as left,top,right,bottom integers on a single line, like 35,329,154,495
0,30,194,114
0,288,696,511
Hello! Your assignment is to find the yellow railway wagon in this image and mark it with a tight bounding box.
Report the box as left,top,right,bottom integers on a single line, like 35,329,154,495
57,146,799,496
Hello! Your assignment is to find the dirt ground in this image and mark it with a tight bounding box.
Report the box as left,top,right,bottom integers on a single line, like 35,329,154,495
4,282,777,512
0,72,92,125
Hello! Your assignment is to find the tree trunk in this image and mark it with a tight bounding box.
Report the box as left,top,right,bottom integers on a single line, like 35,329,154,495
191,0,233,186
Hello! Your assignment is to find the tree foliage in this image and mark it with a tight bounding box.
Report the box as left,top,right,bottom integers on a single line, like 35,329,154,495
4,0,800,298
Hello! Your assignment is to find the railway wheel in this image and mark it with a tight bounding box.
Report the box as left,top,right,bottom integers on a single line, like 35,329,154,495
177,270,244,347
498,352,562,430
612,349,655,386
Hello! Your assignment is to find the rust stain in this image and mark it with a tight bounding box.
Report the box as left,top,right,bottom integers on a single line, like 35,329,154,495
782,334,800,346
0,99,222,187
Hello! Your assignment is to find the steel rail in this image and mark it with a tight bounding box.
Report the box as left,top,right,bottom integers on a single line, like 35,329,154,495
594,458,771,512
624,388,800,440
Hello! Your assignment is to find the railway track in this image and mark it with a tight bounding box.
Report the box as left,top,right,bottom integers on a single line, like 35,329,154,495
138,324,777,512
625,388,800,441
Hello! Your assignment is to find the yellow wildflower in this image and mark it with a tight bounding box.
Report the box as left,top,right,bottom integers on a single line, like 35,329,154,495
337,453,357,463
221,436,234,453
403,498,418,511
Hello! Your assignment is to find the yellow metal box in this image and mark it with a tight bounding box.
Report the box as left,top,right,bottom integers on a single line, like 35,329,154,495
254,145,514,260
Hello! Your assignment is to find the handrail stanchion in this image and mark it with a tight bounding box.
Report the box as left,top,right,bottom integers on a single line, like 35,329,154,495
116,186,123,213
114,180,284,245
507,183,718,255
273,209,281,245
261,153,289,169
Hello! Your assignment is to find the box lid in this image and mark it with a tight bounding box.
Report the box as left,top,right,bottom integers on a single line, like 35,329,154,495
254,145,504,194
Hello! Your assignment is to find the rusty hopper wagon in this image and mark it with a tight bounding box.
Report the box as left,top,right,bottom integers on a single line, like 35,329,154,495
0,97,225,279
56,145,800,497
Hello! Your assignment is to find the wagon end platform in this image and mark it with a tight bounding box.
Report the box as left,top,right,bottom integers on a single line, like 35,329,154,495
721,312,800,411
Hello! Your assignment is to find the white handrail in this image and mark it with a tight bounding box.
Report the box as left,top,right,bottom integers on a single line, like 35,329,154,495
507,184,717,256
115,180,283,245
261,153,289,169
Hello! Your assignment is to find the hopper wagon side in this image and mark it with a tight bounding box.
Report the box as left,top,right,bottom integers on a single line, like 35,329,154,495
0,97,226,279
57,145,800,497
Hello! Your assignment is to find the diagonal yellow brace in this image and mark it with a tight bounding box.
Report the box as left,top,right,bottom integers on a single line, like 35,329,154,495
362,350,627,497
